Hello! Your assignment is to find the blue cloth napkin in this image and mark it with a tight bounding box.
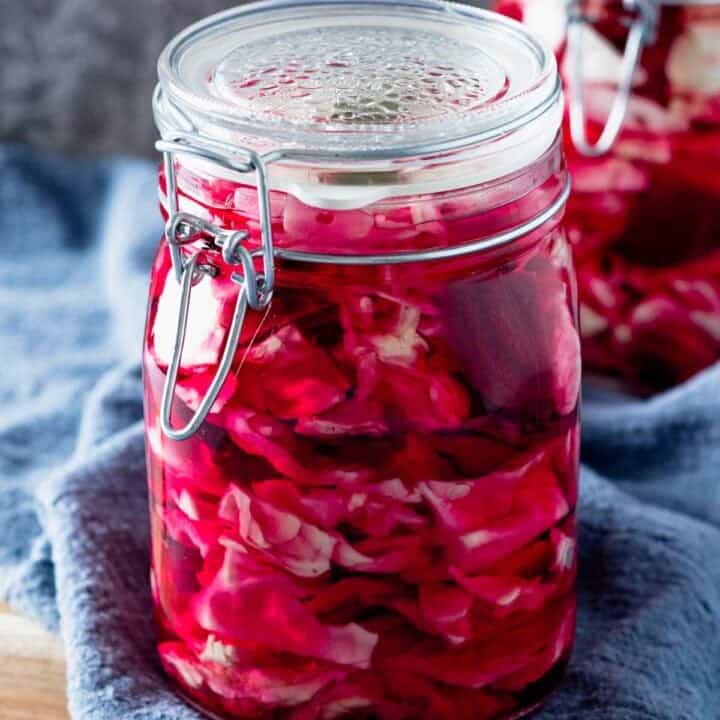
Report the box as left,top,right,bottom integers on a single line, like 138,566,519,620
1,144,719,720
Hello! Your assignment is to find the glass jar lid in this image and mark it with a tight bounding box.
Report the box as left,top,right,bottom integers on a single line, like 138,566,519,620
158,0,558,157
155,0,563,207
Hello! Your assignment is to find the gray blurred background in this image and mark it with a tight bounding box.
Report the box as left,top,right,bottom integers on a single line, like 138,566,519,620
0,0,490,158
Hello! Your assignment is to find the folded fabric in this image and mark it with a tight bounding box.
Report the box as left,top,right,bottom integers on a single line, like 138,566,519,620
1,144,719,719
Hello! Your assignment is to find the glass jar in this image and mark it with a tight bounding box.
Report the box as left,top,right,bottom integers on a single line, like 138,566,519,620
497,0,720,392
144,2,580,719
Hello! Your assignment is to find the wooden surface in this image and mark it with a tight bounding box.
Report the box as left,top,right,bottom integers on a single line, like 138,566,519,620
0,604,69,719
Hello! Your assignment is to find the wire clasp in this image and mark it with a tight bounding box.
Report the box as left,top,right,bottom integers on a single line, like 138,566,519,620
565,0,659,157
156,134,276,440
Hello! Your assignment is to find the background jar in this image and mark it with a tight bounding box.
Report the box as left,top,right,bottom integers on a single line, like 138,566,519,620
145,2,580,719
497,0,720,392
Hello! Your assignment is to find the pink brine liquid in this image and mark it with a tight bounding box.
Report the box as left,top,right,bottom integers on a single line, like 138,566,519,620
499,0,720,391
143,152,579,720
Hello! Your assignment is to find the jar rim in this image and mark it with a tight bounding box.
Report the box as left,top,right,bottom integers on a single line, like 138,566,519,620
158,171,571,264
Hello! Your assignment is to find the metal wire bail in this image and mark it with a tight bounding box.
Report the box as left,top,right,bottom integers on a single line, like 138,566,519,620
565,0,659,158
152,122,571,441
157,133,276,440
